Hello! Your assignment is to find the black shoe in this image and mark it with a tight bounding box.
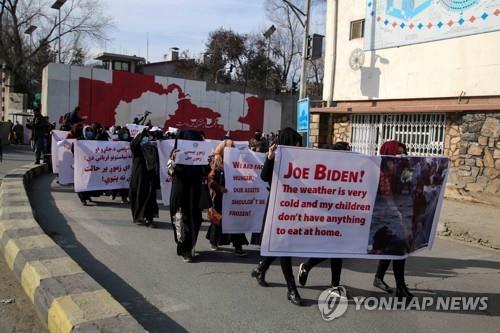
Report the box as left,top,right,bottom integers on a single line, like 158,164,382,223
234,249,247,257
286,288,304,306
297,263,309,286
373,277,392,293
251,266,269,287
81,200,88,206
182,254,193,263
395,284,414,299
286,278,304,306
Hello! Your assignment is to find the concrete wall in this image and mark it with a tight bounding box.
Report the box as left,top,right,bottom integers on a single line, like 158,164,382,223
323,0,500,102
42,63,290,140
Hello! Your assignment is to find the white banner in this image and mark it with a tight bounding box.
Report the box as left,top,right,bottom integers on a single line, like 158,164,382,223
365,0,500,50
125,124,147,138
233,141,249,150
175,140,212,165
261,147,381,258
74,141,132,192
51,130,69,173
157,140,175,206
57,139,76,185
222,148,268,233
260,147,449,259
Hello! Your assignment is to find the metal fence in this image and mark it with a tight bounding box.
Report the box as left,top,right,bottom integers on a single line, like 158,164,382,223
350,113,446,156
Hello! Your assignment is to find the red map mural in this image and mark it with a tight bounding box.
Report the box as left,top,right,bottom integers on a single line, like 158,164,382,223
78,71,264,140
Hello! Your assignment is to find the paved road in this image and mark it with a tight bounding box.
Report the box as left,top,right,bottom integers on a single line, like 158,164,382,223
29,174,500,333
0,144,47,332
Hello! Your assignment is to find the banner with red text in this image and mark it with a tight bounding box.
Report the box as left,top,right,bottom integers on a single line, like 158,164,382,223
260,147,448,259
222,148,268,233
57,139,76,185
51,130,69,174
74,141,132,192
125,124,147,137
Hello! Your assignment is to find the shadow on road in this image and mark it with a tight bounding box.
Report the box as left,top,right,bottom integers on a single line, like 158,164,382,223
27,174,500,321
27,175,188,333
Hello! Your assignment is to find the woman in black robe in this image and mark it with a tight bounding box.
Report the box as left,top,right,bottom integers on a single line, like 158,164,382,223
129,128,160,227
205,139,249,256
168,130,209,262
251,127,304,306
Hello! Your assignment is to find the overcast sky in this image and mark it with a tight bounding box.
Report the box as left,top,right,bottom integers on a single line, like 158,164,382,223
92,0,325,63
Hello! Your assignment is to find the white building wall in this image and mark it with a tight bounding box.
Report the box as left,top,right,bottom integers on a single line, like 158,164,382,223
323,0,500,102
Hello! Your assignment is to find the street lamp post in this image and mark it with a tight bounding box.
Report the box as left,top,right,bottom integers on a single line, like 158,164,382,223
282,0,312,100
263,25,276,91
51,0,67,63
24,25,38,109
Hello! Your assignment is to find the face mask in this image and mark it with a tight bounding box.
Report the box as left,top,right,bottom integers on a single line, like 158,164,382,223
85,131,94,140
140,136,149,145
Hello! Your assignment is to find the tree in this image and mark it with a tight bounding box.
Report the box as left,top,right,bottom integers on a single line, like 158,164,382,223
265,0,303,87
265,0,327,93
203,28,282,91
0,0,112,101
306,57,324,97
241,33,281,91
204,28,247,84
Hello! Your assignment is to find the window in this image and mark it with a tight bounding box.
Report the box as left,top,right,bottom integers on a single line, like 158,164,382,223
350,19,365,40
112,61,130,72
350,113,446,156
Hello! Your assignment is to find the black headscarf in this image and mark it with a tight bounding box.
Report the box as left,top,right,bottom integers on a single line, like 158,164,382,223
175,129,204,149
277,127,302,147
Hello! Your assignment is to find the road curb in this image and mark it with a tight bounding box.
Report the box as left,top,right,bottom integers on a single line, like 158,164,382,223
0,164,146,333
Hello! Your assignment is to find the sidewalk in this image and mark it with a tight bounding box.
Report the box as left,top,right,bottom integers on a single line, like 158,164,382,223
439,199,500,250
0,144,47,332
0,144,34,179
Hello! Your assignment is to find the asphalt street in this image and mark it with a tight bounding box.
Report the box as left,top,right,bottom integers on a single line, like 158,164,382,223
29,174,500,333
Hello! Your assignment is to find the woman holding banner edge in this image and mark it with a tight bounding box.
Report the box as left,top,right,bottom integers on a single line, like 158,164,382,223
205,139,249,256
372,140,414,300
251,127,304,306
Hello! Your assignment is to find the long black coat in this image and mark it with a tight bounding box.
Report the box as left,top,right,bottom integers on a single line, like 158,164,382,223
129,133,160,222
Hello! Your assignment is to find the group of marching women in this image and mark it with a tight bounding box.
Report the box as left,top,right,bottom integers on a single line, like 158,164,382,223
130,125,415,307
69,121,415,307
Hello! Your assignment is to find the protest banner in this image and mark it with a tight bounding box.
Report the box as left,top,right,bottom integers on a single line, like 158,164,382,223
157,139,175,206
222,148,268,233
205,139,221,153
125,124,147,137
51,130,69,173
233,141,249,150
175,140,213,165
260,147,448,259
74,141,133,192
57,139,76,185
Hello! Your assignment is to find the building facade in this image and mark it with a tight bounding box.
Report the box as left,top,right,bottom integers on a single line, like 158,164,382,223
312,0,500,204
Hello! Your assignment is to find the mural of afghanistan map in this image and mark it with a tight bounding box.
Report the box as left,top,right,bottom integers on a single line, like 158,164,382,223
365,0,500,50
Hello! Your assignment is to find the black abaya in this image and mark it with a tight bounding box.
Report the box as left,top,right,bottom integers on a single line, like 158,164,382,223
129,132,160,222
169,163,208,256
